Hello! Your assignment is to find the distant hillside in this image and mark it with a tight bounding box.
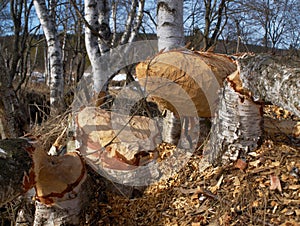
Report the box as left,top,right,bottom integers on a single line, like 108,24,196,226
0,33,298,75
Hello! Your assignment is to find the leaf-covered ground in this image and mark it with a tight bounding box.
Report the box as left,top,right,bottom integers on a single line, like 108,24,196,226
83,142,299,226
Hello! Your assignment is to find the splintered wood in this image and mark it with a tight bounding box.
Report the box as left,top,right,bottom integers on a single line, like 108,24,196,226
75,107,162,169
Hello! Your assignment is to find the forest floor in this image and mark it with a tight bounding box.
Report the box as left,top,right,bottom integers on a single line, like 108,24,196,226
81,106,300,226
0,104,299,226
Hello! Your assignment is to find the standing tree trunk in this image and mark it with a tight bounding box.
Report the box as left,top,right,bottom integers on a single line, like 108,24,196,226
84,0,111,95
128,0,145,43
156,0,184,145
33,0,65,115
205,54,300,165
0,86,27,138
203,0,228,51
0,0,34,138
0,50,27,137
120,0,138,45
157,0,184,51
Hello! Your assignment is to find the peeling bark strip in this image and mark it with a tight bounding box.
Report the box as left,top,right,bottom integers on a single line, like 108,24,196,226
204,80,263,165
0,139,34,206
157,0,184,51
238,55,300,117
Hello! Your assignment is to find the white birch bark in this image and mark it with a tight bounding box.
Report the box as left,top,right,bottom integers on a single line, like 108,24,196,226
111,0,118,46
128,0,145,43
204,79,263,165
84,0,111,94
157,0,184,51
120,0,138,45
156,0,184,144
205,54,300,166
33,0,64,114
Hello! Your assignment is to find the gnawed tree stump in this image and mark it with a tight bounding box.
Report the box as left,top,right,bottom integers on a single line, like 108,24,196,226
0,138,89,225
205,54,300,165
203,79,263,165
33,150,89,225
75,107,164,186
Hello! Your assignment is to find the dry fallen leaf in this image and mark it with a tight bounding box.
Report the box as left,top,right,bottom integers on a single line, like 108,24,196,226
233,176,240,186
288,184,300,190
271,161,281,167
191,222,201,226
235,159,248,171
270,175,282,192
210,174,224,193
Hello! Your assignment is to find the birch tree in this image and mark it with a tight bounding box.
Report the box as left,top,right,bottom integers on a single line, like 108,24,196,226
157,0,184,51
119,0,146,44
33,0,65,114
82,0,146,101
156,0,185,145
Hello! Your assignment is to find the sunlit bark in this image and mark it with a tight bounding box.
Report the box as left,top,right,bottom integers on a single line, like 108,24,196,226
33,0,65,114
157,0,184,51
205,54,300,165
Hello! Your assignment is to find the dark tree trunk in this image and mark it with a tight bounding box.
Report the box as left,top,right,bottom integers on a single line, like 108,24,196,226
0,139,34,206
0,56,28,137
205,54,300,165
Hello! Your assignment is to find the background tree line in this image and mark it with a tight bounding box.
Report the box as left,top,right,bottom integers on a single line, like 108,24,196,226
0,0,299,138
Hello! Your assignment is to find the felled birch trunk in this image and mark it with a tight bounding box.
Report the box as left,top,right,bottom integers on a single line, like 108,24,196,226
238,54,300,117
205,54,300,165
